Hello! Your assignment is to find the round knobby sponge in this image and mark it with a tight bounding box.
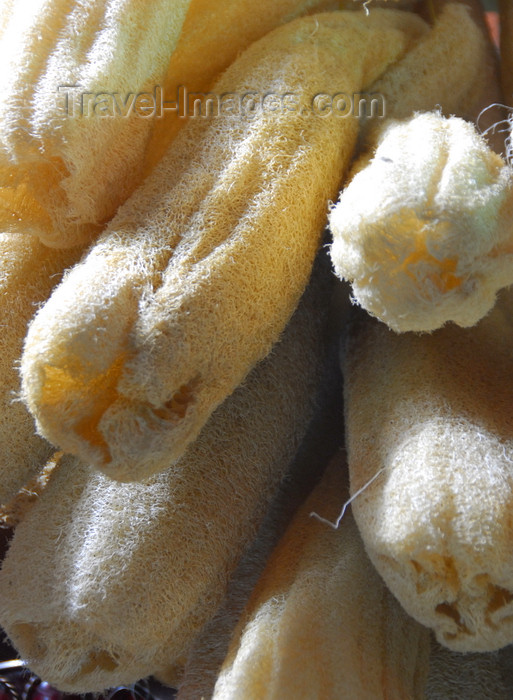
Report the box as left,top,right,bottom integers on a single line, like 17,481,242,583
330,111,513,332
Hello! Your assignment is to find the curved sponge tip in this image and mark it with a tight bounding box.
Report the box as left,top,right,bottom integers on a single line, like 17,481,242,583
329,111,513,332
344,293,513,653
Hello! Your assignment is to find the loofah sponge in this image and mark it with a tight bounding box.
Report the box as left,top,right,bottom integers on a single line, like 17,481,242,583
343,288,513,653
330,111,513,332
0,260,331,693
0,233,81,505
426,637,513,699
0,454,60,528
20,9,427,481
212,454,431,699
141,0,340,176
175,462,315,699
172,501,287,698
361,3,492,137
176,346,344,700
0,0,193,248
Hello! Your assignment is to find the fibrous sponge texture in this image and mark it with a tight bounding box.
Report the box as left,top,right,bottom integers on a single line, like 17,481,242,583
426,636,513,699
330,111,513,332
0,262,330,693
0,0,192,248
141,0,341,175
0,233,81,505
213,456,431,700
20,10,425,481
343,288,513,652
361,4,490,135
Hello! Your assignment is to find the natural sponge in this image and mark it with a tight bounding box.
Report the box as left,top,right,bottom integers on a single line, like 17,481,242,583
0,0,192,248
141,0,341,175
20,10,425,481
343,289,513,653
0,259,331,693
361,3,492,138
330,111,513,332
426,637,513,699
212,455,431,699
0,233,81,505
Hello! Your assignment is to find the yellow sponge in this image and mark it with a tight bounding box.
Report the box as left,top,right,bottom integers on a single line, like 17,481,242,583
141,0,340,175
213,455,431,699
20,10,424,481
343,289,513,652
0,260,331,693
0,233,80,505
361,4,491,135
330,111,513,332
0,0,192,248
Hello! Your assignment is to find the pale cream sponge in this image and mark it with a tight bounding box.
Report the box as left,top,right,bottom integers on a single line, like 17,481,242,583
212,455,430,699
19,10,425,481
0,259,331,693
0,0,342,249
330,111,513,332
0,0,192,248
0,233,82,505
343,287,513,653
